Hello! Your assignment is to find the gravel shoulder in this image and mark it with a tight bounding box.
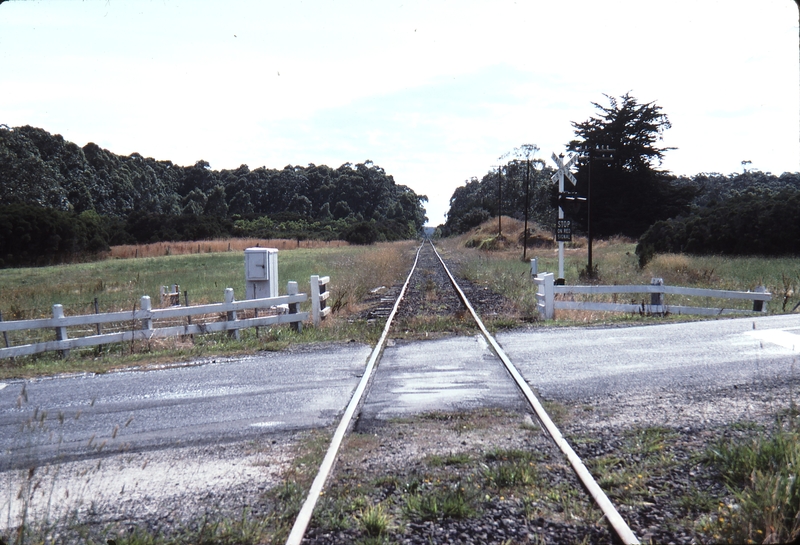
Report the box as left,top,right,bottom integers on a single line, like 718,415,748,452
1,432,300,539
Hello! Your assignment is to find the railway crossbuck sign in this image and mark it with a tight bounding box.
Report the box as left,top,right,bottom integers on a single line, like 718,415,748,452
551,152,579,280
551,152,578,187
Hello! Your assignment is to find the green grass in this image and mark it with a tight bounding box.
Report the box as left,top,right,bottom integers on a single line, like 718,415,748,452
583,426,678,507
482,448,541,490
98,509,271,545
573,416,800,542
701,415,800,544
402,483,477,521
284,410,610,541
424,452,472,467
358,503,391,537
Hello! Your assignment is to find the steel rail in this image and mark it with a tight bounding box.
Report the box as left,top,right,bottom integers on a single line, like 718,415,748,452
427,240,640,545
285,242,425,545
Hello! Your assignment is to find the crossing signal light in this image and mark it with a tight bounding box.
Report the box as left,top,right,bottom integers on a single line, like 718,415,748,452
558,191,586,215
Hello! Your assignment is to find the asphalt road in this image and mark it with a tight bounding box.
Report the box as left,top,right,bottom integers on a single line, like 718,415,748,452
2,314,799,469
497,314,800,401
0,344,370,469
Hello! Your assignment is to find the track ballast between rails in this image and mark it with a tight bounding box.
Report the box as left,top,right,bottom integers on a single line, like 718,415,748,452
286,240,640,545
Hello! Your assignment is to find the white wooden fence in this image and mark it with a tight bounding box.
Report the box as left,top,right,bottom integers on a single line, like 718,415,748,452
534,272,771,320
0,277,331,359
310,275,331,326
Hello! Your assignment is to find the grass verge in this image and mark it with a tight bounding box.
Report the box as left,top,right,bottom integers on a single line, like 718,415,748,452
701,409,800,544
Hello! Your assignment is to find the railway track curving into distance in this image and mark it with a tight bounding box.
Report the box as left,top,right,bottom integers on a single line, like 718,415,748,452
286,240,640,545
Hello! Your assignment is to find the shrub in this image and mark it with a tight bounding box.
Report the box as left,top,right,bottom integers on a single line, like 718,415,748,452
636,188,800,259
0,204,112,267
343,222,379,245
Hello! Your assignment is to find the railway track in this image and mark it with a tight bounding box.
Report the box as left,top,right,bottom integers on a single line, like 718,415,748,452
286,241,639,545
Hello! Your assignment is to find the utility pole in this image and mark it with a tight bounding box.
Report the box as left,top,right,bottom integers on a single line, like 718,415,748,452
582,145,615,278
496,165,503,237
587,149,593,275
513,144,540,260
523,158,531,259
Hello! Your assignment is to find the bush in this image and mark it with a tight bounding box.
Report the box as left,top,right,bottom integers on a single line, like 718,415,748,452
0,204,112,267
124,211,232,243
343,221,379,245
636,188,800,260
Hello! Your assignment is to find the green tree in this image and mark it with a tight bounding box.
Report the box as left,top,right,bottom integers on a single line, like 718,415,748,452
204,185,228,217
443,145,554,236
181,188,207,215
228,189,254,215
0,125,428,248
567,93,694,237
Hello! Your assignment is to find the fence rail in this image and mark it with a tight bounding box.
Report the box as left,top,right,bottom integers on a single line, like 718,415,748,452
0,276,330,359
534,272,772,320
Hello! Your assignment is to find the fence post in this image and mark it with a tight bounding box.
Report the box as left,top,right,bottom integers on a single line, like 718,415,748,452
536,273,555,320
650,278,664,314
0,311,9,348
287,281,302,333
544,273,554,320
530,258,538,278
310,275,321,327
753,285,767,312
140,296,153,333
319,276,329,320
535,275,544,319
224,288,240,340
53,304,70,358
93,298,102,336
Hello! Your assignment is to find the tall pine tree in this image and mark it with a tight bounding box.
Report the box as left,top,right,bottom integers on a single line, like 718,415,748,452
567,93,693,237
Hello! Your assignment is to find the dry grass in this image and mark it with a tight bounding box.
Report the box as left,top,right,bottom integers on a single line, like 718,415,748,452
451,218,642,261
110,238,348,259
460,217,557,253
648,253,720,286
323,241,417,317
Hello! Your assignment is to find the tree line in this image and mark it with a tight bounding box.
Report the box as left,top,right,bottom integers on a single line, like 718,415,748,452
0,125,428,266
635,173,800,265
441,94,800,262
441,147,556,237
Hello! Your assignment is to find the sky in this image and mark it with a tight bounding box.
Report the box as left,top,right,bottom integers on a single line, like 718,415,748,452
2,0,798,226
